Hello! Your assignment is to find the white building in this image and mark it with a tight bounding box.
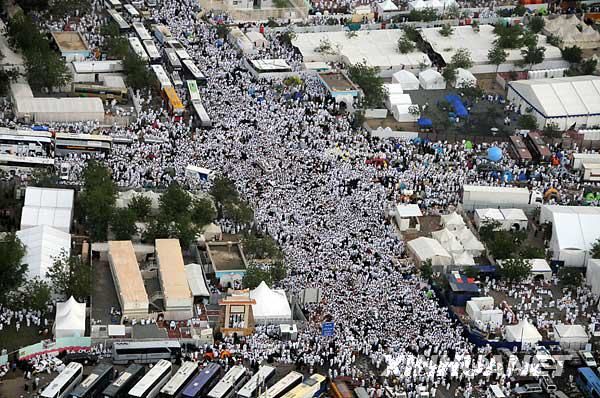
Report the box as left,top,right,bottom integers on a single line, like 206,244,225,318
507,75,600,130
466,297,503,329
394,203,422,231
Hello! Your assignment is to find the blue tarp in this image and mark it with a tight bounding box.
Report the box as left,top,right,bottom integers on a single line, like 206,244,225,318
418,117,433,128
445,94,469,118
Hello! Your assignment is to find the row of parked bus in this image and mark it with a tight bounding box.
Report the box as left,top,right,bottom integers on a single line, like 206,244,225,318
40,358,327,398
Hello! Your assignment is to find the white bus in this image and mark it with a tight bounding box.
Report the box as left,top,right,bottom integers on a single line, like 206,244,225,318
143,39,161,63
185,164,214,181
128,37,149,62
257,372,303,398
237,366,276,398
41,362,84,398
128,360,172,398
164,48,182,71
123,4,141,20
165,39,191,60
159,362,198,397
151,65,172,90
104,0,122,9
107,8,130,31
207,366,247,398
171,71,184,87
181,59,206,85
132,22,152,41
186,80,201,102
191,101,211,128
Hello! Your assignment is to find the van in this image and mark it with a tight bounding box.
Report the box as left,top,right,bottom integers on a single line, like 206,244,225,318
540,376,557,393
513,383,543,395
486,385,506,398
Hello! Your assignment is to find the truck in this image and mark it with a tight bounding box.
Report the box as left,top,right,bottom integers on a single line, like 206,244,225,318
461,185,543,211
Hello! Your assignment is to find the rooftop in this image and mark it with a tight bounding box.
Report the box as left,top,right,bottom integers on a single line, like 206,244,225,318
51,31,89,52
318,72,358,93
207,241,247,272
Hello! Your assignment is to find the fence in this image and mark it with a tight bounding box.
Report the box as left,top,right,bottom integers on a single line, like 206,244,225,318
18,337,92,361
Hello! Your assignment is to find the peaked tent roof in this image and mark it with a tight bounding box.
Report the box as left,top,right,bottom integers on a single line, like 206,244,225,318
378,0,399,11
392,70,420,90
441,212,465,228
184,263,210,297
505,319,542,343
17,224,71,280
554,323,588,339
249,281,292,321
55,296,86,338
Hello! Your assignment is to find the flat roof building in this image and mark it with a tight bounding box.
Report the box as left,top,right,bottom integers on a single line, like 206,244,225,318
51,31,91,61
155,239,193,319
107,241,149,319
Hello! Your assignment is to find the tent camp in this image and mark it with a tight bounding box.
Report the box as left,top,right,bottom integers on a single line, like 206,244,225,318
54,296,86,338
454,228,485,257
407,237,452,268
419,69,446,90
553,323,589,350
475,208,528,231
440,212,465,231
466,297,502,329
383,83,404,95
543,15,600,49
391,70,420,90
249,281,292,323
474,208,504,230
408,0,456,11
453,251,475,266
454,68,477,88
21,187,74,233
505,319,542,347
391,104,418,123
547,208,600,267
17,225,71,281
385,93,412,111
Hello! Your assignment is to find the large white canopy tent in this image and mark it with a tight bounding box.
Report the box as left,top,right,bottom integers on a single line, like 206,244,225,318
419,69,445,90
249,281,292,323
383,83,404,96
17,225,71,281
54,296,86,338
440,212,465,231
408,0,456,12
454,68,477,88
553,323,589,350
454,228,485,257
21,187,74,233
507,76,600,130
543,15,600,49
407,237,452,267
529,259,552,280
453,251,475,266
391,70,420,90
505,319,542,347
376,0,398,13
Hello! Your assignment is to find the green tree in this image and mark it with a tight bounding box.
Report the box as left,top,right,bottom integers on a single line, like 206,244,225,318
442,66,457,85
420,259,433,280
224,201,254,226
528,16,545,33
579,58,598,75
488,45,508,74
270,260,287,282
493,24,524,49
487,231,519,260
283,75,303,87
22,277,52,312
561,46,583,64
173,214,199,248
49,0,90,18
450,48,473,69
500,257,532,282
46,251,92,301
242,263,272,289
518,114,538,130
210,175,239,213
215,24,229,39
512,4,527,16
521,45,546,69
191,197,216,226
558,267,583,289
439,24,453,37
25,48,71,91
159,183,192,222
243,235,282,260
397,37,415,54
591,238,600,259
519,244,545,259
128,194,153,222
123,51,153,90
402,25,421,42
543,122,561,138
79,161,117,241
111,208,138,240
106,36,130,60
273,0,288,7
0,233,28,305
348,61,385,108
546,34,562,48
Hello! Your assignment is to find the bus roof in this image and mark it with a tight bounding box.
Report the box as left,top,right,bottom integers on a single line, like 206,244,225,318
41,362,83,398
208,365,246,398
54,132,113,142
238,365,275,398
0,126,52,139
182,363,221,398
102,364,144,397
259,371,303,398
163,87,184,108
70,363,113,397
161,362,198,395
128,359,171,397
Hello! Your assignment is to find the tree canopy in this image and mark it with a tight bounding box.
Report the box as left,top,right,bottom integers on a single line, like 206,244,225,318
0,233,28,305
79,161,117,241
561,46,583,64
517,114,538,130
487,45,508,72
528,16,545,33
450,48,473,70
500,257,531,282
348,61,385,109
397,37,415,54
128,194,153,222
46,251,92,301
439,24,453,37
558,267,583,289
111,208,138,240
521,45,546,69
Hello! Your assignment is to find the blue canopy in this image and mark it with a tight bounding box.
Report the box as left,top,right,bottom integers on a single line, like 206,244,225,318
417,117,433,128
487,146,503,162
444,94,469,118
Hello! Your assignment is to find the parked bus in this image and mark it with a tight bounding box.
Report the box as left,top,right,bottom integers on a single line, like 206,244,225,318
509,135,532,162
151,64,172,90
162,86,185,119
72,83,128,104
329,380,352,398
143,39,161,63
128,360,172,398
107,8,130,31
186,80,201,102
165,39,191,60
104,0,122,9
41,362,84,398
132,22,152,41
112,341,181,365
152,24,172,44
103,364,145,398
171,71,184,87
164,48,182,71
55,133,113,155
577,367,600,398
123,4,141,20
0,127,52,157
257,372,303,398
280,375,326,398
207,366,247,398
181,363,221,398
70,363,113,398
524,131,552,161
159,362,198,398
128,37,149,62
181,59,206,85
191,101,211,128
237,366,275,398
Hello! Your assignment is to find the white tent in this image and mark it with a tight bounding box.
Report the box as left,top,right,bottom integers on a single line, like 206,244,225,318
385,93,412,111
543,15,600,49
202,223,222,241
249,281,292,323
474,208,504,230
17,225,71,281
499,208,528,231
407,237,452,267
453,251,475,266
529,259,552,280
392,104,418,123
394,204,422,231
587,259,600,295
391,70,420,90
505,319,542,347
408,0,456,11
376,0,398,13
454,228,485,257
432,228,464,254
116,190,161,210
419,69,446,90
184,263,210,298
54,296,86,338
553,323,589,350
21,187,74,233
454,68,477,88
440,212,465,231
432,228,457,244
466,297,503,329
383,83,404,95
549,210,600,267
